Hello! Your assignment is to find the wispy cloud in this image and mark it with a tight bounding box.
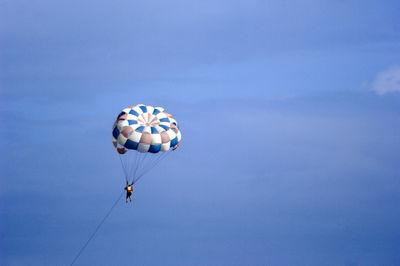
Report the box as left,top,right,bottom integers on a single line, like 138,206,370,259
371,66,400,95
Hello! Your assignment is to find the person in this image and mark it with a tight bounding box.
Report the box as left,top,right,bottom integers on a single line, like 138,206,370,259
125,182,134,202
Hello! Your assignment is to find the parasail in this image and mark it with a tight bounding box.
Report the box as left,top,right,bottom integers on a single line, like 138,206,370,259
112,104,181,184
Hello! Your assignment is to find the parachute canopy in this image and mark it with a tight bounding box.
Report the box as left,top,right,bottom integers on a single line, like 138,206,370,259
112,104,181,154
112,104,181,184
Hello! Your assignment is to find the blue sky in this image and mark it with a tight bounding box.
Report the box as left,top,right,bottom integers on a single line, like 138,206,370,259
1,0,400,265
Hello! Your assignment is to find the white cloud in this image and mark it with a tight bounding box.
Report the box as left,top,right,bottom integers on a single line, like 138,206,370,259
371,66,400,95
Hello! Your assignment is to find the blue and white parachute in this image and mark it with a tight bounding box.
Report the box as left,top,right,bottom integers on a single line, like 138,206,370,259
112,104,182,184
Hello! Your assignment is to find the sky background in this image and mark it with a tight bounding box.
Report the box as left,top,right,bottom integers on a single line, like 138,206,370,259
1,0,400,265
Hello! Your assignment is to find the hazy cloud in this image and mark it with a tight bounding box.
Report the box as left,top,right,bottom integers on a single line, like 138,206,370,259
372,66,400,95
